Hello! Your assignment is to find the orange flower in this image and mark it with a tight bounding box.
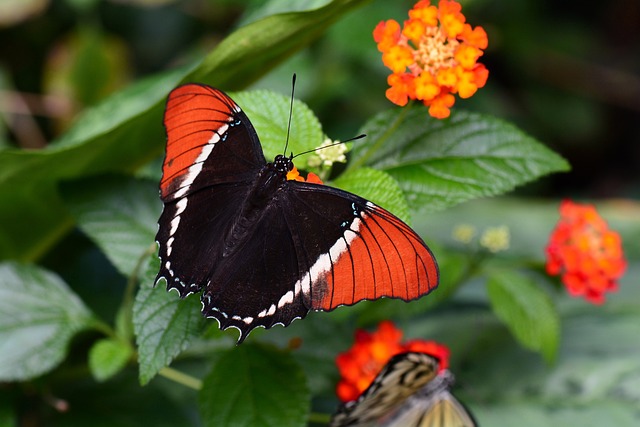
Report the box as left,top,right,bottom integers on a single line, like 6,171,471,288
373,0,488,119
286,166,324,184
545,200,626,305
335,320,450,402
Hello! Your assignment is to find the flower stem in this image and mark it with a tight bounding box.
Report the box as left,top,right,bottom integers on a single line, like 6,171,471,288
347,102,413,171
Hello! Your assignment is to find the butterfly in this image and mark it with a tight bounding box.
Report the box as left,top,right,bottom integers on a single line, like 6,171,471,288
331,352,478,427
155,84,439,343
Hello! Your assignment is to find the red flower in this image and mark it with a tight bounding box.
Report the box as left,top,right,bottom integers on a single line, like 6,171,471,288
373,0,488,119
545,200,626,304
286,166,323,184
335,321,450,402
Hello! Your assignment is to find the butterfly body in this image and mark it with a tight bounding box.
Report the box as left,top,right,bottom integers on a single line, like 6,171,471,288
221,155,293,258
155,84,439,342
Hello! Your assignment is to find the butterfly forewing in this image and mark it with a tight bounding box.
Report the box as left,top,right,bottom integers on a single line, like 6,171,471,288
160,84,265,201
156,84,266,296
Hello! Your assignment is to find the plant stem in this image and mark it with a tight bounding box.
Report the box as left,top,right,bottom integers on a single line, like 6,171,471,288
159,367,203,390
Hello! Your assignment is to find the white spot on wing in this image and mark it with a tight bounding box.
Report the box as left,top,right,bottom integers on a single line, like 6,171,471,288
169,215,181,236
251,214,364,318
278,290,294,308
166,237,174,256
173,124,228,198
175,198,188,215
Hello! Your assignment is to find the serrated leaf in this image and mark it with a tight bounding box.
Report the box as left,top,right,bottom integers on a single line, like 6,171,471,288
0,262,95,381
199,344,310,427
232,89,324,161
487,270,560,363
352,109,570,213
61,176,161,276
133,257,204,385
333,167,410,224
88,338,133,382
0,0,369,261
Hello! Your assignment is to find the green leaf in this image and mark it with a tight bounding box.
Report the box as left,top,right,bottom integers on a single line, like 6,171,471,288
333,167,410,224
0,70,177,262
0,0,369,261
232,89,324,161
88,338,133,382
199,344,310,427
487,270,560,363
61,176,161,276
352,108,570,212
187,0,371,87
0,262,95,381
133,257,205,385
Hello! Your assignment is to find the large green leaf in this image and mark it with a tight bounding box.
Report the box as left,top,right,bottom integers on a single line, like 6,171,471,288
199,344,310,427
351,108,570,212
0,0,369,261
0,262,95,381
187,0,370,88
487,270,560,363
61,176,160,277
133,257,205,385
232,89,324,161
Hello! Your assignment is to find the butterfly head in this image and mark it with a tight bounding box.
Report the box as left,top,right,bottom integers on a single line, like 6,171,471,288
273,154,294,175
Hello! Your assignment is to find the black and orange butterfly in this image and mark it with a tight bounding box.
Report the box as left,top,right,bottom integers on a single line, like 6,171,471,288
155,84,439,342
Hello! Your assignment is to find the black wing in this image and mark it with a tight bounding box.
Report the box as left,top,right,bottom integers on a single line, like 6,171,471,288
156,84,265,296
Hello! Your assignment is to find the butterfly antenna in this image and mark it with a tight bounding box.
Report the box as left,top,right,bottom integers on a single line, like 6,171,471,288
283,73,296,158
292,133,366,159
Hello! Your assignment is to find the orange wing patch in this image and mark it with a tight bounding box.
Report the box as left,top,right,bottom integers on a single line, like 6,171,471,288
160,84,237,200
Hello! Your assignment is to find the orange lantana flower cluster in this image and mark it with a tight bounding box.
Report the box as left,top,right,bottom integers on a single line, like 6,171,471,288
335,320,450,402
286,166,323,184
545,200,626,305
373,0,488,119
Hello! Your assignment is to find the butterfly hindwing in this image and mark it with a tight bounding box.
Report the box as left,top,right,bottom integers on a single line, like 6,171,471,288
199,193,310,337
281,183,439,311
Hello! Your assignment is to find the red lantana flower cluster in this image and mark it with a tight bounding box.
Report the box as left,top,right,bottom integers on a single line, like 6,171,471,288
545,200,626,305
335,320,450,402
374,0,488,119
286,166,323,184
